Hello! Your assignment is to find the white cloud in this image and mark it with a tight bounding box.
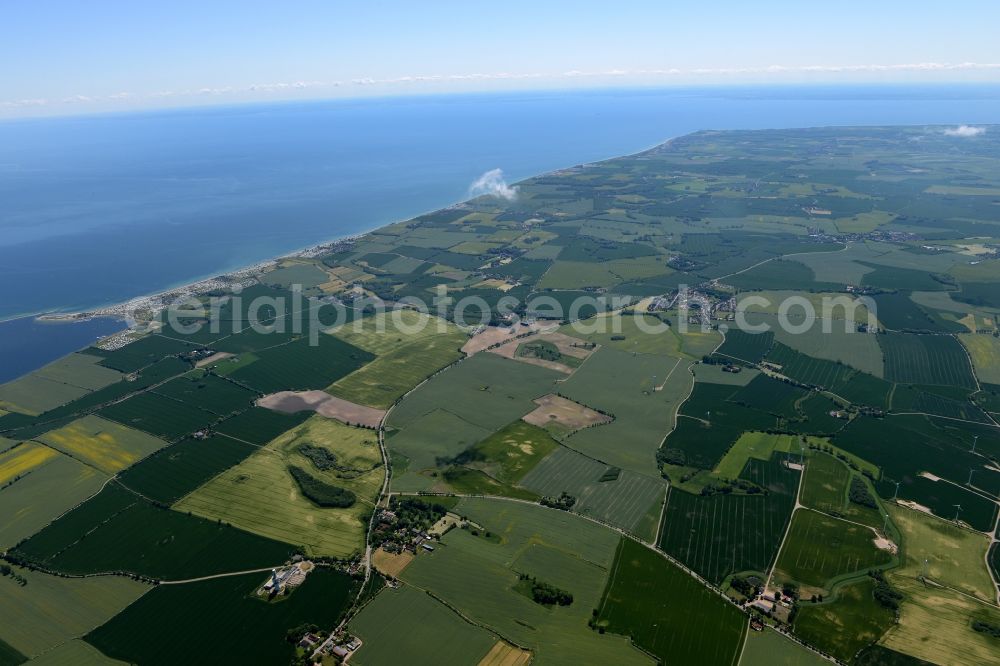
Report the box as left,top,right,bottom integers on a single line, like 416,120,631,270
469,168,518,201
943,125,986,137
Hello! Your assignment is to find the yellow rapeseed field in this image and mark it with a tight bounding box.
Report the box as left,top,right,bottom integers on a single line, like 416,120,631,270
0,442,58,485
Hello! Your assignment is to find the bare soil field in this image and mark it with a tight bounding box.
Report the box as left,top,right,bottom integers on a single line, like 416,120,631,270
461,322,555,356
522,393,612,431
478,641,533,666
489,331,596,374
195,351,234,368
373,548,415,578
257,390,385,428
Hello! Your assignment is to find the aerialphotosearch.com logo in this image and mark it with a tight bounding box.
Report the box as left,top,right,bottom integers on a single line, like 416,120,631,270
158,283,878,344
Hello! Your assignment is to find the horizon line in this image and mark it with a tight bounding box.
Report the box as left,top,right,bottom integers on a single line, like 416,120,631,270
4,78,1000,123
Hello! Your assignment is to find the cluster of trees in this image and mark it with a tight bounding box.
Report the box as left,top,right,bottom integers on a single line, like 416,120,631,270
288,465,357,508
870,570,903,611
372,497,449,548
519,574,573,606
699,478,763,497
298,443,376,479
519,341,562,362
0,563,27,586
540,492,576,511
848,475,878,509
972,620,1000,638
729,575,761,598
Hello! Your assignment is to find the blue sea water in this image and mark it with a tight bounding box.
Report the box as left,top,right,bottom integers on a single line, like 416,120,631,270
1,85,1000,380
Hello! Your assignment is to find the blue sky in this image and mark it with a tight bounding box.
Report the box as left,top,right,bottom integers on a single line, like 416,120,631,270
3,0,1000,117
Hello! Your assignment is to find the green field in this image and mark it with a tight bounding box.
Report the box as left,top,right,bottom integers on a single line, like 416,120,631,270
349,586,498,666
98,392,218,442
660,456,800,583
0,373,91,416
32,353,125,391
327,329,466,408
833,415,999,530
773,509,894,593
86,568,356,665
519,446,666,539
229,335,375,394
18,639,124,665
799,451,851,515
763,313,885,377
713,431,796,479
177,416,382,558
386,353,561,490
401,497,651,665
793,578,896,663
151,373,258,415
260,262,330,289
117,434,258,505
558,311,718,358
14,482,294,579
766,342,856,392
597,537,747,666
214,406,310,445
739,628,829,666
557,347,693,473
878,332,977,388
716,329,774,364
329,310,461,354
0,565,148,659
455,420,559,484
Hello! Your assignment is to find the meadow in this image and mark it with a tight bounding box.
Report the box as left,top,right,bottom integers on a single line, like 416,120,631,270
87,568,356,665
0,564,149,659
959,332,1000,384
888,503,995,602
348,586,498,666
597,537,747,666
660,456,799,583
327,329,466,408
176,417,383,558
879,573,1000,666
773,509,893,593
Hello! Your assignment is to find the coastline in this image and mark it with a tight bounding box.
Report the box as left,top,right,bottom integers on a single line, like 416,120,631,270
19,136,677,331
